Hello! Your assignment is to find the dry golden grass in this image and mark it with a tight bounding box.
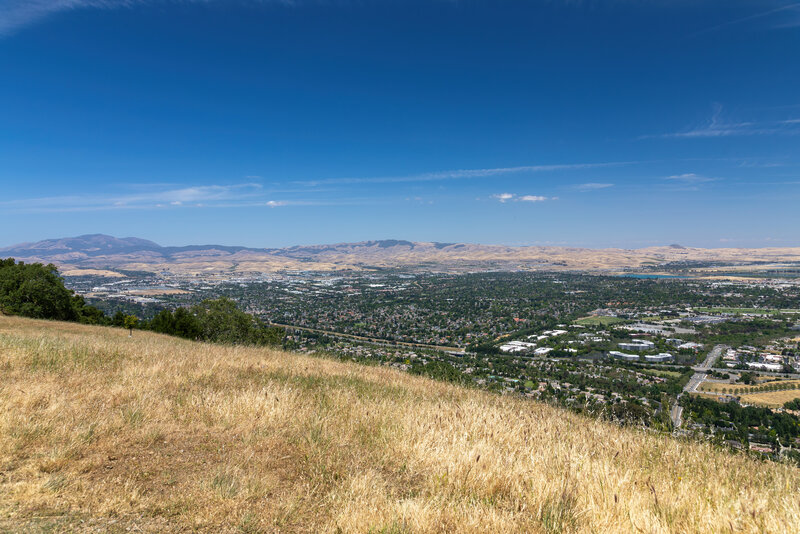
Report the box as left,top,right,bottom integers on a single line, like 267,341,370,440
1,315,799,533
700,380,800,394
18,243,800,275
122,288,191,296
59,268,126,278
739,390,800,408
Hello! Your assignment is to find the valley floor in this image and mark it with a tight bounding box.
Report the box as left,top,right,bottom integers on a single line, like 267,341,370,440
0,315,798,533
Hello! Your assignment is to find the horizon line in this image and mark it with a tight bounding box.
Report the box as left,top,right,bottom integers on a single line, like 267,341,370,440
1,233,799,252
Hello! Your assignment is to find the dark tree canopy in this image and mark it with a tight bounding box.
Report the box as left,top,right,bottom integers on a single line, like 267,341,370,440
150,307,203,340
784,399,800,411
0,258,102,322
147,298,283,347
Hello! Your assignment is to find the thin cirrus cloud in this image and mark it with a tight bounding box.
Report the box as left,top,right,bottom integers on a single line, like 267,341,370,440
295,161,632,187
0,183,292,212
491,193,552,204
690,1,800,35
573,182,614,192
0,0,302,35
660,173,721,192
642,103,800,139
664,173,719,183
0,0,131,35
646,118,800,139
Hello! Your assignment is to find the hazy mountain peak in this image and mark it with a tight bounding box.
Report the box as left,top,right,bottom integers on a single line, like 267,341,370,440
0,234,162,255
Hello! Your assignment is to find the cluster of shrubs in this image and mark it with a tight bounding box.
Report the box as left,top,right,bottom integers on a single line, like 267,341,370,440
0,258,283,347
148,298,284,346
0,259,104,323
784,399,800,410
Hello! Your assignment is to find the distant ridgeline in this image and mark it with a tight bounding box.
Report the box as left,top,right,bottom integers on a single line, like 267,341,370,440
0,258,283,347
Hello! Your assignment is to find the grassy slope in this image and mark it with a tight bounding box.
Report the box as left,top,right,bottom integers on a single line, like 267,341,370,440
0,316,798,533
739,390,800,408
574,316,625,326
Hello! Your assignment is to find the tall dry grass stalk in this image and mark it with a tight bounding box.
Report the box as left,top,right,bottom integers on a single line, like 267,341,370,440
0,315,798,533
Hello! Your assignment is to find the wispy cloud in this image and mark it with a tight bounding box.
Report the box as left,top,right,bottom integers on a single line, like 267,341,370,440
0,183,293,212
657,124,761,138
295,162,632,187
0,181,375,212
572,182,614,192
664,173,719,183
658,173,722,192
644,104,800,139
10,1,797,39
1,1,134,35
491,193,553,204
0,0,306,35
690,2,800,36
654,122,799,138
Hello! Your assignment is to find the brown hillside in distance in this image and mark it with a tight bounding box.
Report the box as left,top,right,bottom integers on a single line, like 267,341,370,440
3,234,800,274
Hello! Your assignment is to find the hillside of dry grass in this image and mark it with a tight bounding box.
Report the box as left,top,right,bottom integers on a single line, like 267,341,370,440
8,235,800,275
1,315,799,533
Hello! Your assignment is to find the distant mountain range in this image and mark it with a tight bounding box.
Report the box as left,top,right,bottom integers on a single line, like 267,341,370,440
3,234,800,275
0,234,257,257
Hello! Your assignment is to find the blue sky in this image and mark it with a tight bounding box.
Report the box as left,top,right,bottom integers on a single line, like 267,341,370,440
1,0,798,249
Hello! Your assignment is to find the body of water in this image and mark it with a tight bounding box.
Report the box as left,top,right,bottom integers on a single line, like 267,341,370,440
617,274,689,279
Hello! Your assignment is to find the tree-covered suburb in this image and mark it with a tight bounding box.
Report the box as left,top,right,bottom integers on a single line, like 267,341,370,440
680,395,800,447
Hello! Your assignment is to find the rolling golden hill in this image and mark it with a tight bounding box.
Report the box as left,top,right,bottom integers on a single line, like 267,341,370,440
4,234,800,275
1,315,798,532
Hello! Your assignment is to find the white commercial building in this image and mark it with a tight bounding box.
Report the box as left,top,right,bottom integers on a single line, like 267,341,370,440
610,351,640,361
543,329,568,337
645,353,674,362
746,362,783,372
623,323,670,335
499,340,537,353
618,340,655,352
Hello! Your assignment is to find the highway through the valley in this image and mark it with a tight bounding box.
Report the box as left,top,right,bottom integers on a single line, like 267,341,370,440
671,344,726,429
